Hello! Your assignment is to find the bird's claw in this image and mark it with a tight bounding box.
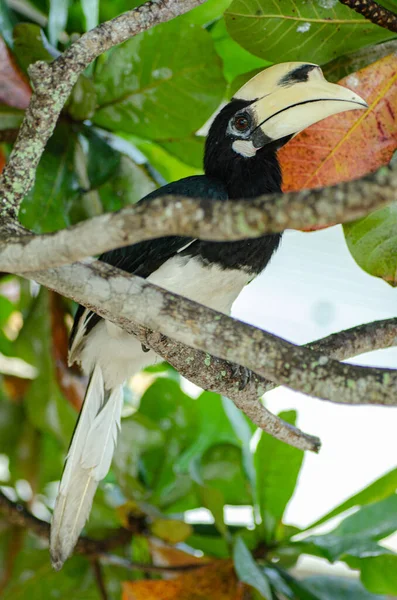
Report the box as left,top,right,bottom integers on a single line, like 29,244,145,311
231,364,252,391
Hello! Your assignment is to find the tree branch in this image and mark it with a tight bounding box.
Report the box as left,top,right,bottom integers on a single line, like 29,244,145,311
23,260,397,410
0,0,207,220
339,0,397,32
1,164,395,273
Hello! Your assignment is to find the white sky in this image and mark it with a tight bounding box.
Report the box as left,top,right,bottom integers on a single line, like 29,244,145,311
231,224,397,530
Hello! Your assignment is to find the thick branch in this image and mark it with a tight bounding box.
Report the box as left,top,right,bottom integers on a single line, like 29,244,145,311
0,0,206,220
132,316,397,411
24,260,397,408
1,164,396,273
339,0,397,32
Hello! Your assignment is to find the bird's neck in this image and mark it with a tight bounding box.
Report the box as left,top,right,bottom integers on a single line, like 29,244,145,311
204,145,283,199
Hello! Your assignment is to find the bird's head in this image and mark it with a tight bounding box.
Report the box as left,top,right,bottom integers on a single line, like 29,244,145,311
204,62,367,194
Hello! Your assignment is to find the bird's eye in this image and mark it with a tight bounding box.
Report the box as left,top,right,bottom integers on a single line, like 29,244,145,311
232,114,250,132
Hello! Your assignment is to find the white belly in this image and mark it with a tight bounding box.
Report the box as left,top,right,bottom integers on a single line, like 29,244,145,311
79,255,252,387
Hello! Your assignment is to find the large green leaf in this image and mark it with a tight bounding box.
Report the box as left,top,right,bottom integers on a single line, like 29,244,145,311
351,555,397,596
93,21,226,139
112,412,164,499
303,575,386,600
0,1,15,47
234,536,272,599
138,378,200,508
0,105,25,130
20,124,79,233
225,0,395,65
175,391,239,474
12,24,54,73
305,495,397,562
254,410,304,540
129,135,201,181
181,0,232,25
200,443,252,504
306,466,397,530
344,204,397,287
2,546,99,600
223,396,256,488
211,18,270,83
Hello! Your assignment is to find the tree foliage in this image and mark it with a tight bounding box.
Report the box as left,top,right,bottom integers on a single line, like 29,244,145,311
1,0,397,598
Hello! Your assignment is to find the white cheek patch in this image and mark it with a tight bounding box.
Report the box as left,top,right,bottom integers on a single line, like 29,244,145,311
232,139,258,158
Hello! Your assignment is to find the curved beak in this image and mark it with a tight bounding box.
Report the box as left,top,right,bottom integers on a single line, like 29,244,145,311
234,62,368,146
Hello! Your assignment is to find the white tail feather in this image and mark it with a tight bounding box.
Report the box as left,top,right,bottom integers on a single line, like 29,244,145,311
50,366,123,570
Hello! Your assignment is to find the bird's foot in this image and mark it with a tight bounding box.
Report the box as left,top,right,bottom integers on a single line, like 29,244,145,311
230,363,252,391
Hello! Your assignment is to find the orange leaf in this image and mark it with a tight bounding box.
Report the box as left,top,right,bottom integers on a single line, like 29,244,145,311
279,54,397,194
122,560,248,600
0,150,5,174
0,37,31,109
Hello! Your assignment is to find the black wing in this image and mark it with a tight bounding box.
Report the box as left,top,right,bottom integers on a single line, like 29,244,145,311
69,175,227,352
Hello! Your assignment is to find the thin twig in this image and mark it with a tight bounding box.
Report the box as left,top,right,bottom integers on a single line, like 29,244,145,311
339,0,397,32
91,559,109,600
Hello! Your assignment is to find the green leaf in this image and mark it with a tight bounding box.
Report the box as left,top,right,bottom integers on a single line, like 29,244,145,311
93,21,226,139
129,135,201,182
0,105,25,130
306,466,397,530
78,129,157,211
254,410,304,540
2,546,98,600
225,0,395,65
20,124,79,233
138,378,199,508
200,443,252,504
151,518,193,544
112,412,164,499
186,533,230,558
305,495,397,562
343,204,397,287
175,391,239,474
303,574,387,599
353,555,397,596
159,136,204,170
66,74,97,121
0,391,24,457
334,494,397,539
265,567,320,600
234,536,272,599
12,24,54,73
199,485,227,537
211,18,270,83
98,154,156,210
81,0,99,31
180,0,232,25
48,0,69,46
222,396,256,489
0,0,15,47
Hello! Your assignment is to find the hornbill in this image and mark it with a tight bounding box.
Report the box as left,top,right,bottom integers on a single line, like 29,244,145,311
50,62,367,568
